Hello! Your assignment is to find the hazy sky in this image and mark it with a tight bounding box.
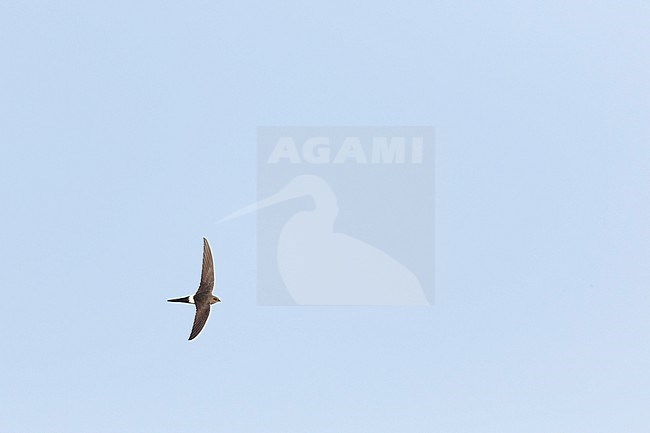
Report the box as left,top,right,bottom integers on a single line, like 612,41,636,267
1,1,649,432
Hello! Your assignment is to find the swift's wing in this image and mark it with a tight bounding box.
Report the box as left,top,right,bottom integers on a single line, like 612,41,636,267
195,238,214,296
188,303,210,341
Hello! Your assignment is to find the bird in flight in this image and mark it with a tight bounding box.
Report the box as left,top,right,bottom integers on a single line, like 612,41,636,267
168,238,221,340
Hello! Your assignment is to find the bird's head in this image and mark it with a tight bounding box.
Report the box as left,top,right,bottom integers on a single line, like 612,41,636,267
212,296,221,303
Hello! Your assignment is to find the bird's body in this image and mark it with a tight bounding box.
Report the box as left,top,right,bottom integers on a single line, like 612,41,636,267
168,238,220,340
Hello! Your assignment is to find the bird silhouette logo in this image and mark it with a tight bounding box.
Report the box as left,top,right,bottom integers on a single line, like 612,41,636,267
220,175,429,305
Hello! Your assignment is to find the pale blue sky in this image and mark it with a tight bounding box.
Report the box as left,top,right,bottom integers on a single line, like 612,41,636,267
1,1,649,432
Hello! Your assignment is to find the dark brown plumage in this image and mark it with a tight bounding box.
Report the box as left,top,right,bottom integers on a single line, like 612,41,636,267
168,238,221,341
